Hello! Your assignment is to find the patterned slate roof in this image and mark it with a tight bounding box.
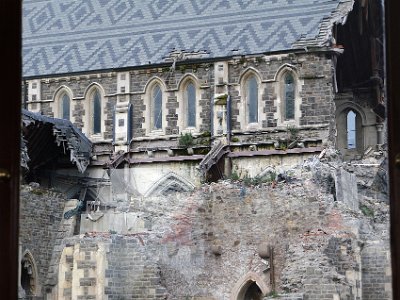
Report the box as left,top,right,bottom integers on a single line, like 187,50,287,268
22,0,352,78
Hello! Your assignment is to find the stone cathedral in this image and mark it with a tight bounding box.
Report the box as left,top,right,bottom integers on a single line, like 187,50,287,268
19,1,390,299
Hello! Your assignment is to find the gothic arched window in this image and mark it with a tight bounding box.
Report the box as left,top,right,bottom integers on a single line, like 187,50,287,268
152,84,162,130
247,75,258,123
186,82,196,127
284,73,295,120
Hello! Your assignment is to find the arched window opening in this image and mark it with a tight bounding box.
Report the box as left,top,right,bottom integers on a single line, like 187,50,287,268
336,106,364,154
61,93,70,120
152,84,162,130
92,90,101,134
284,73,295,120
347,110,356,149
186,82,196,127
247,75,258,123
21,254,36,296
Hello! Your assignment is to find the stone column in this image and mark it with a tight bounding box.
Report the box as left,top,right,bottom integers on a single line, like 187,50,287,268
114,72,131,152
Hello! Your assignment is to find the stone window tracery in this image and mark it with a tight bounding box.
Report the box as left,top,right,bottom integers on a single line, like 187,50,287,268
83,84,105,138
53,87,73,121
144,78,166,135
335,104,365,155
239,70,262,130
178,76,200,133
274,66,302,127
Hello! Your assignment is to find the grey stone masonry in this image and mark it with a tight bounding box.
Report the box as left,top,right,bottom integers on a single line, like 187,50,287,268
129,65,213,139
361,242,392,300
228,52,334,130
104,234,168,299
19,185,67,299
23,52,336,151
45,199,78,291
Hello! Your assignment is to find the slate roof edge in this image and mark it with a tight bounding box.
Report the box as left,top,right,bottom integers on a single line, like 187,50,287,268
22,109,93,173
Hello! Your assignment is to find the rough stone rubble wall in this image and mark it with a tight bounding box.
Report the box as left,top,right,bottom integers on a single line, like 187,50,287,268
52,156,389,299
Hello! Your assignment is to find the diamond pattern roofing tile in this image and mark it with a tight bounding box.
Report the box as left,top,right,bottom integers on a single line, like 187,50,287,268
23,0,351,77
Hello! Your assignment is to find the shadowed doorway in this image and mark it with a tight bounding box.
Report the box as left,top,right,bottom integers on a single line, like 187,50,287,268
237,281,263,300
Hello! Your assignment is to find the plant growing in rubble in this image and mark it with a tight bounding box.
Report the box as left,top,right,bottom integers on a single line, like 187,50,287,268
278,141,288,151
31,188,45,195
360,204,374,217
266,291,280,298
178,132,194,148
287,124,299,139
230,170,240,181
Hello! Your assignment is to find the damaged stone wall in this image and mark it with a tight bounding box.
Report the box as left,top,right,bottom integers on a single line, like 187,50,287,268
343,152,392,300
19,184,68,299
46,153,390,300
19,152,390,299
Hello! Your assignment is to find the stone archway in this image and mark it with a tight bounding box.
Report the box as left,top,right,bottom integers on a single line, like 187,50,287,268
144,172,195,197
238,281,263,300
231,272,269,300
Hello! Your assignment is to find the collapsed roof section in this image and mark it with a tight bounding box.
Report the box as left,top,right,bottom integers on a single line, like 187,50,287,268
23,0,354,78
293,0,354,49
22,109,92,173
